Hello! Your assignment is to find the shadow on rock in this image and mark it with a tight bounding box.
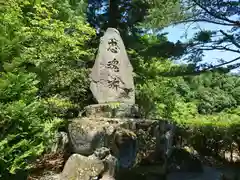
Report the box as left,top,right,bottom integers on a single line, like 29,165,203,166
168,147,203,173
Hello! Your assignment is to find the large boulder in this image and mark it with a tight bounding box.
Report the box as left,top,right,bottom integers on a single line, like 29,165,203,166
60,147,118,180
60,154,105,180
68,117,138,168
68,118,109,156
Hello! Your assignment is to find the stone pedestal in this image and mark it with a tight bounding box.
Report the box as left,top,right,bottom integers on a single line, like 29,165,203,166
61,103,175,180
84,103,139,118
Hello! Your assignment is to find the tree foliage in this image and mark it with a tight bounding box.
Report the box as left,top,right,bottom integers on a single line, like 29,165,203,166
135,54,240,158
145,0,240,72
0,0,95,177
183,0,240,71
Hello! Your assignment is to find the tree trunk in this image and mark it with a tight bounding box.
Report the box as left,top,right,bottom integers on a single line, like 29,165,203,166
108,0,119,28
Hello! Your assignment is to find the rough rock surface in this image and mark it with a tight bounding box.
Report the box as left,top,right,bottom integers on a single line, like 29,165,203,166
60,154,105,180
60,147,117,180
90,28,135,104
84,103,140,118
68,117,108,155
51,132,69,153
39,172,60,180
68,116,175,171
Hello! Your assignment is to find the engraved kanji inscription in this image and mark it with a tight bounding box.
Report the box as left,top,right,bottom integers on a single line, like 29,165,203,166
90,28,135,104
108,76,120,89
106,58,119,72
107,38,120,53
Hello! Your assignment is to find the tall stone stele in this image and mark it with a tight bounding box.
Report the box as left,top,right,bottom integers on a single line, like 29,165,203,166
90,28,135,105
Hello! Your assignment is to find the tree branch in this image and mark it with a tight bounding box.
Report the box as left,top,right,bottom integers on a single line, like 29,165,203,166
191,0,240,26
186,41,240,54
160,56,240,77
205,56,240,70
175,19,235,26
220,30,240,49
196,46,240,54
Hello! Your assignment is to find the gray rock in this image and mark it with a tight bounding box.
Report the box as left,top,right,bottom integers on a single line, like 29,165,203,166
60,154,105,180
39,171,60,180
51,132,69,153
101,154,118,178
84,103,140,118
68,117,175,168
92,147,111,160
68,119,107,155
90,28,135,104
155,123,175,158
116,135,137,168
67,116,175,179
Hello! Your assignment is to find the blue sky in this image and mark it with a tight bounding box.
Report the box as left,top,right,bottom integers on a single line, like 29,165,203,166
163,22,240,73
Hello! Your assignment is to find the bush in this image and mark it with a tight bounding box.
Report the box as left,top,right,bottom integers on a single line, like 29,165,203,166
172,102,240,160
0,0,95,177
0,72,63,177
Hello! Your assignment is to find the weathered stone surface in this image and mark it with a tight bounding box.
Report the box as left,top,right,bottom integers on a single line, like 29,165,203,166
68,118,109,155
84,103,139,118
113,127,137,168
90,28,135,104
39,172,60,180
60,154,105,180
100,154,118,180
91,147,111,160
51,132,69,153
60,148,117,180
68,117,175,171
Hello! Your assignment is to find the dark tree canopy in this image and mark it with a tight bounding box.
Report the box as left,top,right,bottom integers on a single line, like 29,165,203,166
86,0,186,62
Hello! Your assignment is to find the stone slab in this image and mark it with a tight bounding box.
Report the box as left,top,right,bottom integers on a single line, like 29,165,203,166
84,103,139,118
90,28,135,104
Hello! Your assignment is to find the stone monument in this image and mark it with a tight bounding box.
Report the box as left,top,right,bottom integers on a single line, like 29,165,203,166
56,28,175,180
90,28,135,104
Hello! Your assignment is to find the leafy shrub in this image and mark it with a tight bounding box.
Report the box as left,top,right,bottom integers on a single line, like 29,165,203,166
172,102,240,160
0,0,95,177
1,0,96,108
0,71,63,176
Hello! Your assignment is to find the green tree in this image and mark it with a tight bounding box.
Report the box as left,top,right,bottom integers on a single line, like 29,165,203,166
0,0,95,177
86,0,184,48
1,0,96,108
145,0,240,73
179,72,240,114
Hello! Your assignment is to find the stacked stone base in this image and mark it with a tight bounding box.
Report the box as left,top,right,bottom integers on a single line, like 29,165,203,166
48,104,174,180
